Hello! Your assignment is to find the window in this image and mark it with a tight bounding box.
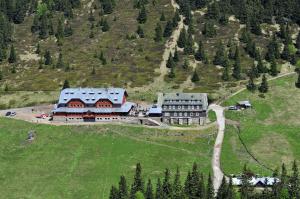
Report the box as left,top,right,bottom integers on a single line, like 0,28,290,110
174,112,177,117
184,112,188,117
190,112,194,116
164,112,170,117
196,112,199,116
179,112,182,117
178,106,181,109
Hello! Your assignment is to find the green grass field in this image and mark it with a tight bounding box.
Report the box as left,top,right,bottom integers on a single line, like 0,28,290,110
0,118,216,198
221,74,300,175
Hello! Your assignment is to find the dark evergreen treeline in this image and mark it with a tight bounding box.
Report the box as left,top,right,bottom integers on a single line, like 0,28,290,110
109,162,300,199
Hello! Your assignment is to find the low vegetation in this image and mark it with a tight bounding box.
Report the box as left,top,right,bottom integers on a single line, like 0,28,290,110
0,118,216,198
221,74,300,175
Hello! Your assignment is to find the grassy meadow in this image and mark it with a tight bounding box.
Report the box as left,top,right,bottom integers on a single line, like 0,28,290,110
221,74,300,175
0,118,216,198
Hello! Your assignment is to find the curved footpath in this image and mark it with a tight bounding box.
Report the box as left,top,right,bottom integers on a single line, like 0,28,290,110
209,104,226,193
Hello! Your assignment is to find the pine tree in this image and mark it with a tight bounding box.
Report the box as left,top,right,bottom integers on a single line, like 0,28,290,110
173,47,179,62
177,29,187,48
173,167,183,199
0,70,2,80
190,163,201,198
195,0,206,9
296,72,300,88
232,47,241,80
136,25,145,38
56,18,64,40
191,70,200,83
227,177,235,199
154,23,162,42
31,15,39,33
168,65,175,78
62,79,70,90
259,74,268,93
206,173,214,199
119,176,128,199
56,52,64,68
130,163,144,198
160,12,166,21
145,179,153,199
64,22,73,37
8,45,16,63
137,6,147,24
39,14,49,39
163,21,173,38
166,53,175,68
184,171,192,197
109,186,119,199
270,59,278,76
44,50,52,65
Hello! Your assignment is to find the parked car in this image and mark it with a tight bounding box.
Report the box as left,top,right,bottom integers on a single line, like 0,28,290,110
36,114,49,119
10,112,16,116
5,111,11,116
5,111,16,117
228,106,238,110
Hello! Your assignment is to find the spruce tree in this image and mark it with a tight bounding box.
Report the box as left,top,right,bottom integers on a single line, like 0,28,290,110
44,50,52,65
137,6,147,24
130,163,144,198
289,161,300,198
184,32,194,55
8,45,16,63
119,176,128,199
154,23,162,42
163,21,173,38
56,52,64,68
136,25,145,38
259,74,268,93
0,70,2,80
183,59,189,69
202,21,216,38
232,47,241,80
213,42,226,66
173,47,179,62
227,177,235,199
270,59,278,76
155,178,163,199
56,18,64,40
173,167,183,199
39,14,49,39
160,12,166,21
36,43,41,54
177,29,187,48
168,66,175,78
194,40,206,62
296,33,300,54
247,75,256,92
145,179,153,199
109,186,119,199
191,70,200,83
162,168,172,198
102,19,110,32
62,79,70,90
222,65,230,81
281,44,291,61
166,53,175,68
296,72,300,88
190,163,201,198
217,176,228,199
240,165,253,199
206,173,214,199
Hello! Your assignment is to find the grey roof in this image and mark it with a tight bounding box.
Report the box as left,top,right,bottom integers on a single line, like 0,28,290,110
53,102,135,114
58,88,127,105
147,105,162,115
158,93,208,109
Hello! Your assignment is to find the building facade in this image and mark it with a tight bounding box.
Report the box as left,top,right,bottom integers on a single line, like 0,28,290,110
158,93,208,125
52,88,135,122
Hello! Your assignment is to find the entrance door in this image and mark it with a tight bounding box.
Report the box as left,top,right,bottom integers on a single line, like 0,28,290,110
83,117,96,122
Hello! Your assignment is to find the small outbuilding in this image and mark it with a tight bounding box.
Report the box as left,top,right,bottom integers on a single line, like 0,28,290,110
146,105,162,117
237,100,252,109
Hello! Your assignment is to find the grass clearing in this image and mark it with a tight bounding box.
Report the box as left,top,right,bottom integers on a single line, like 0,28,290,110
221,74,300,175
0,118,216,198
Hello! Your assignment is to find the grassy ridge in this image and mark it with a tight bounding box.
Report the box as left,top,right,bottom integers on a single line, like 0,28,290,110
0,118,215,198
221,74,300,175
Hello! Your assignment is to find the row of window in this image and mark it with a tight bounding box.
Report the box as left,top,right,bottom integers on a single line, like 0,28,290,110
164,100,202,103
163,105,201,110
68,104,113,108
164,112,200,117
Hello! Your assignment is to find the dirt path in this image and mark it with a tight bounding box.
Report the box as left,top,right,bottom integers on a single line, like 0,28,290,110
209,104,226,193
131,0,184,93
